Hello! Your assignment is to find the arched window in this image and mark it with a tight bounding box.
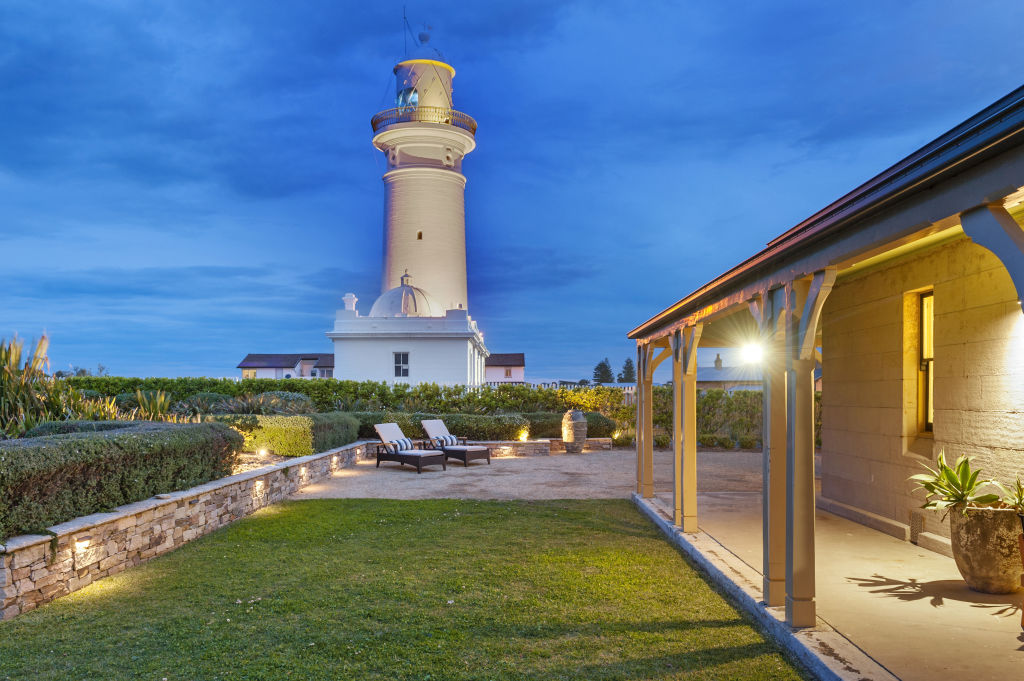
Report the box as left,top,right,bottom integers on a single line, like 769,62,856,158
416,231,423,240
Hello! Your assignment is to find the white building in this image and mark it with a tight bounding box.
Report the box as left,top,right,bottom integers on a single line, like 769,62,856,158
484,353,525,384
237,353,334,380
325,51,490,385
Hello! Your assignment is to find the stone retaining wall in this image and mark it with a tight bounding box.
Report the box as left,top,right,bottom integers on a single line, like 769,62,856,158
1,436,615,621
1,440,372,621
477,437,613,457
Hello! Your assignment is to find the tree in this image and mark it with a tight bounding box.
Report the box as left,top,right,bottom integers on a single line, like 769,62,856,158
592,358,614,384
577,378,590,386
617,358,636,383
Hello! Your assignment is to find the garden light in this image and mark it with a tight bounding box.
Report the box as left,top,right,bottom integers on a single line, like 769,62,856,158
740,343,763,364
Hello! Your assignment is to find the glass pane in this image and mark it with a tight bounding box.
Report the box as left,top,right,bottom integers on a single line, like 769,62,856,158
921,293,934,360
927,361,934,427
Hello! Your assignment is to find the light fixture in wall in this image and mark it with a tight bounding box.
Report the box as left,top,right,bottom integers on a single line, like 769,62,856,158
74,536,91,552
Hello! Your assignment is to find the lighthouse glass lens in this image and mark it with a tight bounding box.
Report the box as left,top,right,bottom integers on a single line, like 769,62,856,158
396,87,419,109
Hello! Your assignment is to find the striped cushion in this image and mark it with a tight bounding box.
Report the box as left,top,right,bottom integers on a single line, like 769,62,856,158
386,437,415,453
434,434,459,447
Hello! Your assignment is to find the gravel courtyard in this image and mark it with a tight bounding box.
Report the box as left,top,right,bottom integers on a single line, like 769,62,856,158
294,447,762,500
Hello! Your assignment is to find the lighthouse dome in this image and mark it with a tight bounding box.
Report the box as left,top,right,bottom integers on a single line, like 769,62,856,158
369,273,444,318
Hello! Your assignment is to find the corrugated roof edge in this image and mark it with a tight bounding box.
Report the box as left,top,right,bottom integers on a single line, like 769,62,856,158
629,84,1024,340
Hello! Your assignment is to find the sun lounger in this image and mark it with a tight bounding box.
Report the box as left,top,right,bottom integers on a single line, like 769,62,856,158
373,423,446,473
421,419,491,467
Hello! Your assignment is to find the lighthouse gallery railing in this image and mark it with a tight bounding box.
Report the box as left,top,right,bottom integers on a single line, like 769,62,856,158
371,106,477,135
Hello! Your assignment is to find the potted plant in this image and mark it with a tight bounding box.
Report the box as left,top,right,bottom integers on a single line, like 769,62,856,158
911,452,1023,594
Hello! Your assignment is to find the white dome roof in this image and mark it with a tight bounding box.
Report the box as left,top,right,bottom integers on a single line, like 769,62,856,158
369,274,444,317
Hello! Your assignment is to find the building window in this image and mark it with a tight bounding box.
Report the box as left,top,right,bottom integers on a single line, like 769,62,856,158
417,231,423,240
394,352,409,378
920,291,934,432
504,368,512,378
324,369,333,378
242,369,256,379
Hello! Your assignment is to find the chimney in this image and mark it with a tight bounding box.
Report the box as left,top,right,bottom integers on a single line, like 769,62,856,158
714,353,723,370
342,293,358,312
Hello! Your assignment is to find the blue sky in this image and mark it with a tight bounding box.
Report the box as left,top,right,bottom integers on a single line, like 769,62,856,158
2,1,1022,380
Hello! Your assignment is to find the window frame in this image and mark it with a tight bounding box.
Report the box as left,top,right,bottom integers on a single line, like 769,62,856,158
919,291,934,433
394,351,409,378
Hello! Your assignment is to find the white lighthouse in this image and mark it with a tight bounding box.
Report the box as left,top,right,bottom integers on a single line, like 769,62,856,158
326,50,489,385
374,58,476,312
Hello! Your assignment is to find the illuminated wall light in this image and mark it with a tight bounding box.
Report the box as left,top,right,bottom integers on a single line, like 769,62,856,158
518,429,529,442
258,448,269,457
74,535,91,552
300,466,307,477
740,343,764,364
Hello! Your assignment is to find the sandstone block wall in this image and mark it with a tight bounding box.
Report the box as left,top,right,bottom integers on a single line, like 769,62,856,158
477,438,613,457
1,441,370,621
821,236,1024,544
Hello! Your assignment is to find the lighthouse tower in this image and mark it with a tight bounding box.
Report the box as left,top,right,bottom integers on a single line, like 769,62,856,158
326,50,489,386
371,58,477,312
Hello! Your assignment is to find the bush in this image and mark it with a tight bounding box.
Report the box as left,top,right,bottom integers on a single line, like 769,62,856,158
584,412,616,437
0,422,242,540
519,412,616,438
219,393,314,416
66,377,629,418
653,433,671,448
206,412,359,457
23,420,134,438
737,436,761,450
172,392,232,417
346,412,528,441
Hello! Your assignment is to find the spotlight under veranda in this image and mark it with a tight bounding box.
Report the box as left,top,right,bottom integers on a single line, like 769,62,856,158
740,343,763,364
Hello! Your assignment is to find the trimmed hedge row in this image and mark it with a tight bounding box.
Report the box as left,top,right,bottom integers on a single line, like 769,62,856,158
205,412,359,457
66,377,628,416
345,412,529,441
519,412,617,438
0,422,243,540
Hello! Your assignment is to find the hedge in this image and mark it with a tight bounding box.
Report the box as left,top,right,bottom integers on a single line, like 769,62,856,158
346,412,529,442
0,421,242,540
24,420,133,438
519,412,616,438
66,377,628,416
64,377,821,445
205,412,360,457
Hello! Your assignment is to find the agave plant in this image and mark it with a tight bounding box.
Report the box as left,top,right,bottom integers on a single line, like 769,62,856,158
0,335,56,438
994,476,1024,515
220,393,305,415
172,392,231,417
135,389,171,420
910,451,1001,518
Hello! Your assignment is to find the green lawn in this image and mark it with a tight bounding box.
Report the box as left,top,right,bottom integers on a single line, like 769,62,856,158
0,499,807,680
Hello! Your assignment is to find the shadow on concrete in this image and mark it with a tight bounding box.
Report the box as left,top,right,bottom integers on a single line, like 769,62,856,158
847,573,1021,618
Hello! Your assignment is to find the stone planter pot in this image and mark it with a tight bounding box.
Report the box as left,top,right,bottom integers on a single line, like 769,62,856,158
561,410,587,454
948,506,1023,594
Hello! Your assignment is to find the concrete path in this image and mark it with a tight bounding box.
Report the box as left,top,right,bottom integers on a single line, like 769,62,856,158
293,447,1024,681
